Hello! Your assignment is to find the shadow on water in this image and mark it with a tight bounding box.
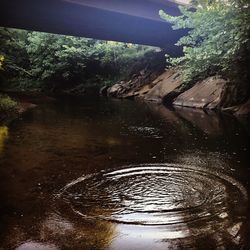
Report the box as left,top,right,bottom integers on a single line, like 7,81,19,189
0,96,249,249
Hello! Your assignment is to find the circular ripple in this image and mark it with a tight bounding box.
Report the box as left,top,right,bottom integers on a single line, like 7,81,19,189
57,164,248,227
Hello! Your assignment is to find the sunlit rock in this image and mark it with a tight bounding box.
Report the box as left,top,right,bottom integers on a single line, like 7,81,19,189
144,69,183,104
227,222,242,237
173,76,228,109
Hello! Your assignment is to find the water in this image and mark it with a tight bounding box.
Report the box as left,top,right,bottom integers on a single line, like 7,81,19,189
0,96,249,249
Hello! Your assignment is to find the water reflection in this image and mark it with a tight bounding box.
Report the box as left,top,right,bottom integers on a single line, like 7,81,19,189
175,107,224,135
57,162,248,249
3,210,116,250
16,242,58,250
0,126,8,154
58,163,247,224
0,97,249,249
38,212,116,249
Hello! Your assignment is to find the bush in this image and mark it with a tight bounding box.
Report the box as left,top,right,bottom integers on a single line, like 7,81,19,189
0,55,4,70
160,0,250,87
0,94,17,112
0,28,161,90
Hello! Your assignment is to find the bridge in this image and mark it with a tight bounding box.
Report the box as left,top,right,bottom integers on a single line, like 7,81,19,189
0,0,189,52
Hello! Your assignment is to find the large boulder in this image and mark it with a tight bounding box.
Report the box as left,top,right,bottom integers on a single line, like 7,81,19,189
107,70,163,98
107,82,124,97
125,84,152,98
124,71,161,99
143,69,183,104
173,76,228,109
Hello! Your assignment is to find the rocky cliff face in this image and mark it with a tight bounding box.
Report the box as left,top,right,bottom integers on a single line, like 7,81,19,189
105,68,250,116
107,69,162,99
173,76,228,109
144,69,183,104
106,68,183,102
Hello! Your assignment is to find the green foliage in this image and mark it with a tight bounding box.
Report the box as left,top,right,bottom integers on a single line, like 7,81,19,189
0,28,159,91
0,55,5,86
160,0,250,84
0,55,4,70
97,41,158,77
0,94,17,111
0,28,30,78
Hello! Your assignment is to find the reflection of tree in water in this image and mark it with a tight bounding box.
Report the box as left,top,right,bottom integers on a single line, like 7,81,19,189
0,126,8,154
155,153,249,249
40,212,116,250
1,209,116,249
109,218,247,249
164,214,246,249
57,159,248,249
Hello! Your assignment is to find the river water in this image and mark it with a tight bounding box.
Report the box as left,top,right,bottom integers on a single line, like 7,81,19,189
0,96,249,250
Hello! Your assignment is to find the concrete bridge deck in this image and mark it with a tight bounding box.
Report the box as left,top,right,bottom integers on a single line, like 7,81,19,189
0,0,189,52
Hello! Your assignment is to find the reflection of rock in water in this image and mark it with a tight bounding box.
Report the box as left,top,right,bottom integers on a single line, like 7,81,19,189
175,107,223,135
57,163,248,248
16,242,58,250
145,103,180,123
10,212,116,250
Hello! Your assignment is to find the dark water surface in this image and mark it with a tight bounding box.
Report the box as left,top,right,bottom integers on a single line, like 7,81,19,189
0,96,249,250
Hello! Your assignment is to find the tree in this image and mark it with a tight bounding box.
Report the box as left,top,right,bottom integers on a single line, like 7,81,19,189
0,28,30,78
160,0,250,91
0,27,160,91
0,55,4,70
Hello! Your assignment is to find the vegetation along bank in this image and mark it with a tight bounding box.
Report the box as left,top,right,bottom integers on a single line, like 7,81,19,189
107,0,250,116
0,0,249,120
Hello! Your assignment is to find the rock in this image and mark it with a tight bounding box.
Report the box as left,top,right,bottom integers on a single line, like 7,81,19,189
16,102,37,114
107,83,124,97
107,70,163,98
126,84,152,99
227,222,242,238
234,99,250,116
123,71,161,98
99,85,109,96
143,69,183,104
173,76,228,109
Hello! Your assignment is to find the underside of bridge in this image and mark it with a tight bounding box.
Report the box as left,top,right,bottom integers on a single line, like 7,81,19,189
0,0,188,53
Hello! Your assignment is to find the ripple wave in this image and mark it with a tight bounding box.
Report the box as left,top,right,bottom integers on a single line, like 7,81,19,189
57,164,248,228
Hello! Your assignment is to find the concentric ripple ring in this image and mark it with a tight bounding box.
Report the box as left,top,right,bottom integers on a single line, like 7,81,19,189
56,164,248,227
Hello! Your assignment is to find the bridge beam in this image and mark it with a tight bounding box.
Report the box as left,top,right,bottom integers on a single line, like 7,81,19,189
0,0,187,53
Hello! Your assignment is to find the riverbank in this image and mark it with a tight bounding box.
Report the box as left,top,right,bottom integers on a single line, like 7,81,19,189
0,100,37,124
106,68,250,117
0,91,49,124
